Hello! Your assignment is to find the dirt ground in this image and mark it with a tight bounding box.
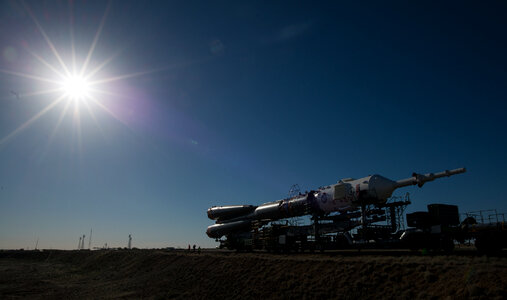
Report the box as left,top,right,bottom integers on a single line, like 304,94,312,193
0,249,505,299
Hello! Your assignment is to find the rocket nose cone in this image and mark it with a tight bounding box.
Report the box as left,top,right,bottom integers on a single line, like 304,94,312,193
206,227,214,238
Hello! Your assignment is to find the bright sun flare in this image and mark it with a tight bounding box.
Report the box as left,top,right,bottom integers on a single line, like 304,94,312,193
0,2,161,148
61,75,90,100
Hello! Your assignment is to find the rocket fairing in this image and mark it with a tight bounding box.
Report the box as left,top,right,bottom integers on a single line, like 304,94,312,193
206,167,466,239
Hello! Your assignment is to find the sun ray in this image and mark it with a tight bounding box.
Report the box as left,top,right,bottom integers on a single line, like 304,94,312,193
87,95,129,127
82,98,100,127
48,99,72,144
88,87,124,98
0,95,65,146
21,1,71,77
68,0,77,74
26,49,67,80
19,88,63,98
80,0,112,77
88,58,210,86
72,100,83,159
82,96,108,141
38,99,72,162
88,68,164,85
84,49,124,81
0,69,61,84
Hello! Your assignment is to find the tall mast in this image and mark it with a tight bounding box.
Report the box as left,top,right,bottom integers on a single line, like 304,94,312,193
88,229,92,250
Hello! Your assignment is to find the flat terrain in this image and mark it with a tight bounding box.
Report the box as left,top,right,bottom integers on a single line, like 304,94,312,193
0,249,506,299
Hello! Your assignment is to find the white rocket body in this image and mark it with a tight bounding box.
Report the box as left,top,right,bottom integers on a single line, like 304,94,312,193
206,168,466,238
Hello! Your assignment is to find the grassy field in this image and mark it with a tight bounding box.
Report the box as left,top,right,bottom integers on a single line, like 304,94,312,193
0,249,505,299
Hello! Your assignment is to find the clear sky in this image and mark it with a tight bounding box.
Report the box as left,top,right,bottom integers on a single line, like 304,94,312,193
0,1,506,249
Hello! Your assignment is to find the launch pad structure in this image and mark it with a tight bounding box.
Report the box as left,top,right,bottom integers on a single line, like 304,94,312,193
227,193,412,252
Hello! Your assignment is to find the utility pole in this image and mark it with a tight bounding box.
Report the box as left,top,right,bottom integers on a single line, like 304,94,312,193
88,229,92,250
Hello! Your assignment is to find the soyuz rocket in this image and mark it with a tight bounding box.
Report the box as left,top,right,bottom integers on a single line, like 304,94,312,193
206,168,466,239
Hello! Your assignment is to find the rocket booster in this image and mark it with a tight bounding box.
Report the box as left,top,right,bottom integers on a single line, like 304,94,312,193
206,167,466,238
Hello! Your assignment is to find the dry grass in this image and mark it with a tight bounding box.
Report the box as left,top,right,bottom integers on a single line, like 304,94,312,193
0,250,506,299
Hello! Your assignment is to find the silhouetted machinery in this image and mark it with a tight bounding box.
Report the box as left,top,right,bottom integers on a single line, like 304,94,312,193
402,204,507,254
206,167,505,253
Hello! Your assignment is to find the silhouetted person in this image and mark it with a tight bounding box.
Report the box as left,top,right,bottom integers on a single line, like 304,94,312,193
193,244,196,252
198,246,201,254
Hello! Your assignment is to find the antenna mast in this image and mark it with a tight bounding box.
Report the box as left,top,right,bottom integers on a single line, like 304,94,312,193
88,229,92,250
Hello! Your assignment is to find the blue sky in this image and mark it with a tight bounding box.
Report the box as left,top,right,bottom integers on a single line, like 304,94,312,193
0,1,506,249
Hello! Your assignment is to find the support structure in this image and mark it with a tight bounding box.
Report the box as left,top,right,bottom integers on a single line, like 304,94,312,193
382,193,411,232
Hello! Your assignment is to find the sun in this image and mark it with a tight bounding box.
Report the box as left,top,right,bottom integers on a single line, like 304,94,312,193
0,1,163,148
61,75,90,100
